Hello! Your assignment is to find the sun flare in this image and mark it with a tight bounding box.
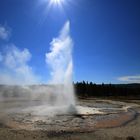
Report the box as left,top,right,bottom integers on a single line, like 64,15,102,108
50,0,64,5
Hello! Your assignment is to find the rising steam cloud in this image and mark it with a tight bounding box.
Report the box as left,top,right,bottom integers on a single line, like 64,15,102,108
46,21,73,84
45,21,75,106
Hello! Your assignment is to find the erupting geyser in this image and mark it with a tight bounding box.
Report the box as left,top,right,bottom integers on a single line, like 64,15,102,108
24,21,76,116
46,21,76,108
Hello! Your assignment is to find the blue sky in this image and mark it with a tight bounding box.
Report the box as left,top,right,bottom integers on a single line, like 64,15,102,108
0,0,140,84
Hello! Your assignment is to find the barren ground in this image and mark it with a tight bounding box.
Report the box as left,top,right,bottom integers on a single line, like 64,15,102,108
0,99,140,140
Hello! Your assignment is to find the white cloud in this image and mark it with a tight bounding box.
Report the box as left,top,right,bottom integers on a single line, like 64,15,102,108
0,25,10,40
3,45,31,69
117,75,140,83
0,44,40,85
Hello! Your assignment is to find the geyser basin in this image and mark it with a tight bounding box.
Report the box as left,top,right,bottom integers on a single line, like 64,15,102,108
0,99,138,132
22,104,77,116
22,104,104,116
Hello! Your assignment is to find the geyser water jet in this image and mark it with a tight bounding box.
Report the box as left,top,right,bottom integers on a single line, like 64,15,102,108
24,21,76,116
45,21,75,108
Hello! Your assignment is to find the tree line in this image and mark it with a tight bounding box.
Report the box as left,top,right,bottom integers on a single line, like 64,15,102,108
74,81,140,98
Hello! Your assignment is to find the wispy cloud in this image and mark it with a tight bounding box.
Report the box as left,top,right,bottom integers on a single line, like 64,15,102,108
117,75,140,83
0,25,10,40
0,44,40,85
0,52,3,61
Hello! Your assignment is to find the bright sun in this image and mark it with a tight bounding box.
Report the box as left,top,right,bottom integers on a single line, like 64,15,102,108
50,0,64,5
40,0,66,14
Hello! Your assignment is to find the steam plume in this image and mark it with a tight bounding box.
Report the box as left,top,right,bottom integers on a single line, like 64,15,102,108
46,21,75,106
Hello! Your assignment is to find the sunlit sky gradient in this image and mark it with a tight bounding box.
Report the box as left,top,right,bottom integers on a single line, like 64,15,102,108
0,0,140,84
